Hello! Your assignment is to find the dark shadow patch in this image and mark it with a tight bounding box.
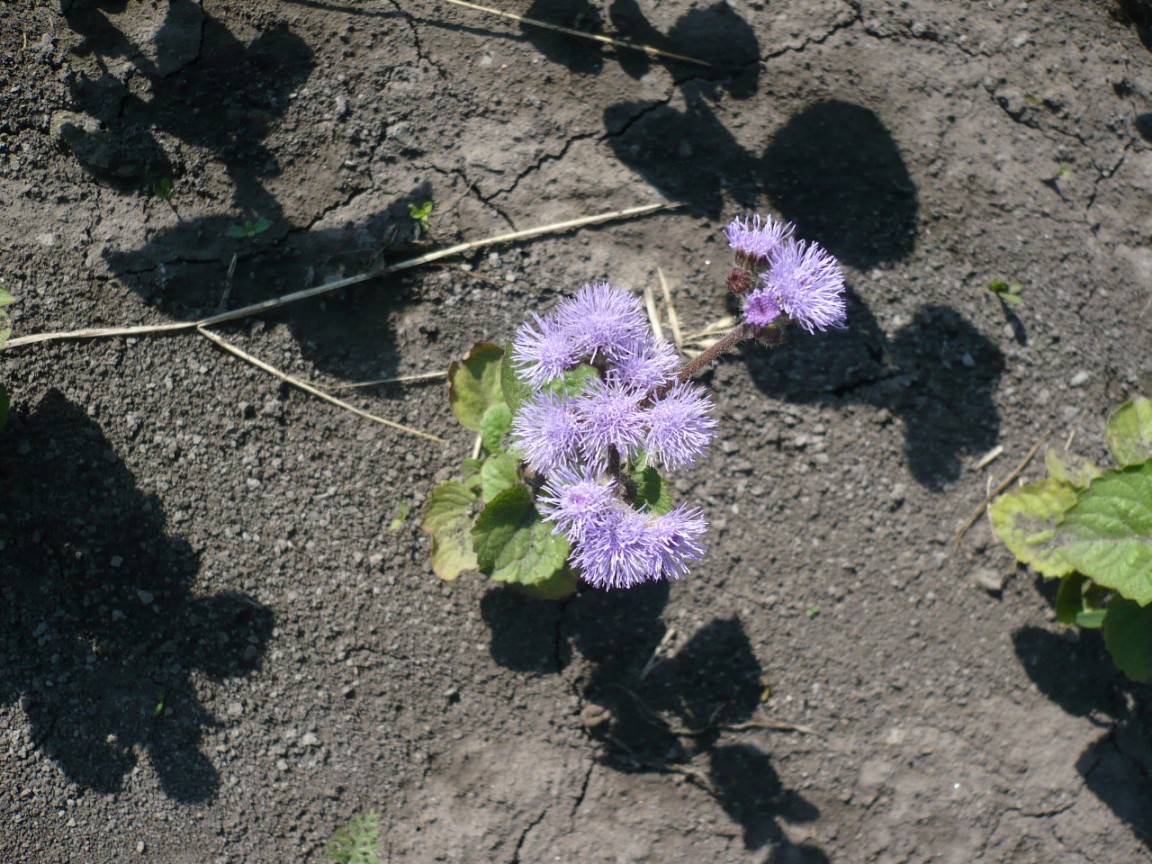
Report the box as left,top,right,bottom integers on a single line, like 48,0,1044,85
0,391,273,802
1136,113,1152,143
1013,624,1152,852
762,101,918,269
480,587,572,674
522,0,608,75
746,291,1004,489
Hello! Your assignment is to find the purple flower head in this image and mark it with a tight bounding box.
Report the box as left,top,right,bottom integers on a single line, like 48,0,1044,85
574,378,647,468
557,282,648,361
761,239,846,333
741,289,782,329
509,392,581,474
511,312,579,389
607,336,680,394
725,214,794,267
538,466,617,543
572,501,707,589
644,381,717,470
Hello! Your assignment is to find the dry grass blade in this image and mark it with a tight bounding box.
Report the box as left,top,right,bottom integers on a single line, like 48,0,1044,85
196,326,445,443
657,267,683,349
5,202,675,350
953,428,1052,547
641,282,665,343
330,370,446,390
439,0,714,68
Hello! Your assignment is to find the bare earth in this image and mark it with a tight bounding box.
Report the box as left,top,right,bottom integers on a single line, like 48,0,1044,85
2,1,1152,862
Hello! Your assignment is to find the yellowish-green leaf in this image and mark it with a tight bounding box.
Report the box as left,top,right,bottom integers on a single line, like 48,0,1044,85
448,342,505,431
988,477,1078,578
480,402,512,454
480,454,520,502
1044,445,1101,490
1105,397,1152,468
421,479,478,581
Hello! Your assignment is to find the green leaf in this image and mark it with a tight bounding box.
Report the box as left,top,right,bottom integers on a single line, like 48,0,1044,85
500,342,533,414
546,363,600,398
448,342,505,431
472,484,570,586
0,284,14,308
988,477,1079,578
1054,462,1152,605
420,480,479,581
480,453,520,502
480,402,512,454
1103,596,1152,682
513,566,579,600
252,217,272,235
1055,571,1088,626
461,458,484,494
1105,398,1152,468
227,224,248,239
1075,609,1106,629
631,466,673,516
325,811,382,864
1044,446,1101,490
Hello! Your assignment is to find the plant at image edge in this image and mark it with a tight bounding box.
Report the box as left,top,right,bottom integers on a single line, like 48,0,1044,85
990,397,1152,682
422,214,847,598
324,811,382,864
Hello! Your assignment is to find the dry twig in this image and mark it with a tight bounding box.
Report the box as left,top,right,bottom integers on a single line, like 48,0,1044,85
953,428,1052,547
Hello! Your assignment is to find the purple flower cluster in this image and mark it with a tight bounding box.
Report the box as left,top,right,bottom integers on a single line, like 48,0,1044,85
509,283,714,590
725,214,847,334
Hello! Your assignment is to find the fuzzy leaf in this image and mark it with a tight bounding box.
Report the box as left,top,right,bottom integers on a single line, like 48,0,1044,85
449,343,505,432
546,363,600,398
480,402,512,454
480,453,520,502
1106,398,1152,468
988,477,1079,578
1054,462,1152,605
500,343,533,414
421,479,479,581
1044,446,1101,490
472,484,570,586
1103,596,1152,682
632,466,673,516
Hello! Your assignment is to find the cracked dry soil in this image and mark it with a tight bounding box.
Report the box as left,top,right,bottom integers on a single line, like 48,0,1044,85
2,0,1152,862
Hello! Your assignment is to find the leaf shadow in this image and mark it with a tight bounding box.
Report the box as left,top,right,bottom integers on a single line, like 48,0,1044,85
0,391,273,802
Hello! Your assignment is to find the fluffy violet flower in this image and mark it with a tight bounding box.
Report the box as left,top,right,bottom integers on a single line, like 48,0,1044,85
741,289,782,328
574,378,647,468
572,501,707,589
644,381,717,470
510,392,581,473
557,282,648,361
538,467,618,543
725,214,793,267
761,239,847,333
607,336,680,393
511,312,580,389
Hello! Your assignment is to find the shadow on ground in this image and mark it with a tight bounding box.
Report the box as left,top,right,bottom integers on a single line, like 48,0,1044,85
0,391,273,802
744,290,1005,488
1014,620,1152,853
59,0,426,381
483,584,828,861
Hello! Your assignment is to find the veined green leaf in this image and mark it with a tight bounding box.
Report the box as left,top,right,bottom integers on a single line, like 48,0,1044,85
1054,462,1152,605
480,453,520,502
472,484,570,587
480,402,512,454
420,479,479,581
448,343,505,432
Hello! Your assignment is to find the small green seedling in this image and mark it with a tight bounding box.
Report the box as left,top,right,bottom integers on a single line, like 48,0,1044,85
153,691,166,717
389,502,409,532
152,176,173,200
986,279,1023,306
806,605,821,619
408,201,433,238
325,811,381,864
1057,164,1073,179
228,218,273,240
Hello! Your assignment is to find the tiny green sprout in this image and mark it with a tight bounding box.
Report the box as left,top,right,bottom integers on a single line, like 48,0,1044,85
1024,92,1043,108
986,279,1023,307
408,200,434,237
325,811,381,864
806,605,821,619
1057,164,1073,179
153,691,166,717
228,218,273,240
152,176,173,200
389,502,409,532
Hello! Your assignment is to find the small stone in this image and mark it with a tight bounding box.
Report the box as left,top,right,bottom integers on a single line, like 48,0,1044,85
137,840,146,854
972,567,1006,594
299,732,320,748
1070,371,1090,387
227,701,243,717
136,589,153,605
110,556,124,568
